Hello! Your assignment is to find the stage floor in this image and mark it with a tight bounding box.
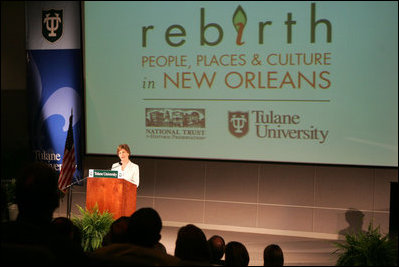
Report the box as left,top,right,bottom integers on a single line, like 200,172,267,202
160,226,338,266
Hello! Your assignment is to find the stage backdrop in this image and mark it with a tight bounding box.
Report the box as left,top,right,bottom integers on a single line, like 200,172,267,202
26,1,83,180
84,1,398,167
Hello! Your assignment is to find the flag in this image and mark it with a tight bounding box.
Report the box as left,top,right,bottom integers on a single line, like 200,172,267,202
58,112,76,192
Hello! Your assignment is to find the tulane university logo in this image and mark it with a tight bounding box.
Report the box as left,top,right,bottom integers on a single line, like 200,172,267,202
42,9,63,43
228,111,249,138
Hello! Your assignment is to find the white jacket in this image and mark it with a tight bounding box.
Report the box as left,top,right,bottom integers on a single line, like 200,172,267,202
111,160,139,187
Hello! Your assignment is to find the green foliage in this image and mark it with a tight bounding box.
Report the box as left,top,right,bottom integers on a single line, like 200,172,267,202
333,222,397,266
1,179,16,205
72,204,114,253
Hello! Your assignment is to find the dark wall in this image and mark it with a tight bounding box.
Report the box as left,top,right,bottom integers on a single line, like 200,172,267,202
1,1,30,178
1,90,31,178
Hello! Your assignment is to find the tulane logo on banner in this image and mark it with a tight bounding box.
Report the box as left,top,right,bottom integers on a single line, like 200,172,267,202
26,2,82,184
228,111,249,138
42,9,63,43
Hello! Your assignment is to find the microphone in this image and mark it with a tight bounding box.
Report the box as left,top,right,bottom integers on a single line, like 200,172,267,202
111,161,122,170
64,176,88,190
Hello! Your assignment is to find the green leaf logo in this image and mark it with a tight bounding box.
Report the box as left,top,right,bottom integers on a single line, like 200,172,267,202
233,5,247,32
233,5,247,45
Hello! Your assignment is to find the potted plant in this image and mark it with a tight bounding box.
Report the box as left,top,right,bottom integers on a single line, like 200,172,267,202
333,222,397,266
72,204,114,252
1,178,18,221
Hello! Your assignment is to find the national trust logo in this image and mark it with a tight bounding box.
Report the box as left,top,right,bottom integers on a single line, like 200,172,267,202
146,108,205,128
145,108,206,140
228,111,249,138
42,9,63,43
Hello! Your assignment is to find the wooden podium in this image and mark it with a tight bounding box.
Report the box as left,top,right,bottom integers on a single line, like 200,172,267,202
86,177,137,219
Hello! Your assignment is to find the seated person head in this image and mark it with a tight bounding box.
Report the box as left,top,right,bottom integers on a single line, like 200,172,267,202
208,235,225,262
225,241,250,266
263,244,284,266
174,224,211,262
16,162,59,222
127,207,162,247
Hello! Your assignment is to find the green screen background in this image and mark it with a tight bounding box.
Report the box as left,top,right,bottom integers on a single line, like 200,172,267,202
84,1,398,166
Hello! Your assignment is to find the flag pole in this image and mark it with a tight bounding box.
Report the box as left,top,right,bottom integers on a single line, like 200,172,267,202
58,107,76,218
66,108,73,219
67,186,72,219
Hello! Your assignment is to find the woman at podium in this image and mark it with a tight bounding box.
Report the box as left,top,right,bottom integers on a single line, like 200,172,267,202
111,144,139,187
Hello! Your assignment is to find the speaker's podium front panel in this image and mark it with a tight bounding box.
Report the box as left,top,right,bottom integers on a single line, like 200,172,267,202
86,170,136,219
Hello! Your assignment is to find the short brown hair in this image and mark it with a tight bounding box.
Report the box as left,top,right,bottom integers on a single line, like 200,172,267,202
117,144,131,155
263,244,284,266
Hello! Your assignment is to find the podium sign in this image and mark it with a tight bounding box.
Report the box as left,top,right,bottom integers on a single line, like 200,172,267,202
88,169,122,178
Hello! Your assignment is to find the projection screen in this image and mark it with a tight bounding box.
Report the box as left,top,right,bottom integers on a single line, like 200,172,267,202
83,1,398,166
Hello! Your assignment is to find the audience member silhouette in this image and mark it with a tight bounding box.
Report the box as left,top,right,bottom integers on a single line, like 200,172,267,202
263,244,284,266
102,216,130,246
208,234,226,265
174,224,211,264
16,162,60,225
127,207,164,248
89,207,180,266
1,162,87,266
154,241,167,254
51,216,83,249
225,241,250,266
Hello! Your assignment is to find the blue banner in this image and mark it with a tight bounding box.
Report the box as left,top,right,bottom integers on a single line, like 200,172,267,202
26,2,83,182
